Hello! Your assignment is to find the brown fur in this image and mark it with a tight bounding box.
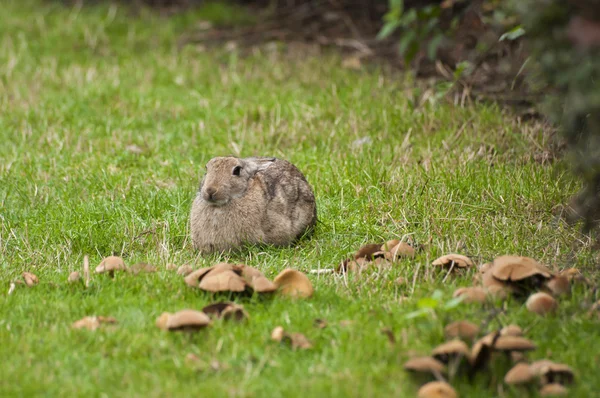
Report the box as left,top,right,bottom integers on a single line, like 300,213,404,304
190,156,317,253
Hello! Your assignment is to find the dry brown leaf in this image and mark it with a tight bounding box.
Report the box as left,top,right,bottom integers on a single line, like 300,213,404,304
22,272,39,287
273,268,314,298
177,264,194,276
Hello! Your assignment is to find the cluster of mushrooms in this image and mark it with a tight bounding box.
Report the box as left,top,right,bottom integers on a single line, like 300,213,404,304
405,320,574,397
336,239,417,273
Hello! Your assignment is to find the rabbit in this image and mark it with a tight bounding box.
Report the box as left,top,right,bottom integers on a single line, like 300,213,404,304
190,156,317,254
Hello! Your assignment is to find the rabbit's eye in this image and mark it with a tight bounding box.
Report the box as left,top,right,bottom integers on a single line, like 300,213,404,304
232,166,242,176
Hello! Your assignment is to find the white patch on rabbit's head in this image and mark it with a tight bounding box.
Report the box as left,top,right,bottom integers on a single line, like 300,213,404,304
200,156,275,206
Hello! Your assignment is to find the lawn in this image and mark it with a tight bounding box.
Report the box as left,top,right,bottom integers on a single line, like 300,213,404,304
1,1,599,397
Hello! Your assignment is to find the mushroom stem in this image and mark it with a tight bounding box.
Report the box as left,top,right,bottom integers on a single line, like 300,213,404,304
83,255,90,288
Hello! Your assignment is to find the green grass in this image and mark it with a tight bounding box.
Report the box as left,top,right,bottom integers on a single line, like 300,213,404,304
1,1,599,397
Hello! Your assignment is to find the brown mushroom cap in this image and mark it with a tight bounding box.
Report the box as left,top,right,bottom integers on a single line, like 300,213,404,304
500,324,523,337
504,362,535,384
479,262,493,273
539,383,568,396
432,339,470,364
273,268,314,298
444,321,480,340
22,272,39,287
355,243,384,260
199,270,247,292
432,254,474,269
453,287,487,304
387,242,416,260
239,265,278,293
533,362,574,385
544,275,571,296
526,292,558,315
404,356,447,375
67,271,81,283
470,332,499,369
177,264,193,276
202,302,248,321
160,309,211,331
481,271,511,298
491,255,552,282
417,381,458,398
381,239,400,251
494,336,536,352
95,256,126,275
184,266,214,287
130,262,157,274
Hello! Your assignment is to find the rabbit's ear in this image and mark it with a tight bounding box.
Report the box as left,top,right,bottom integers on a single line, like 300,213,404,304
243,157,275,175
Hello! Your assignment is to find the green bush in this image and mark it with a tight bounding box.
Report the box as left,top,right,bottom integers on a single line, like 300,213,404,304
517,0,600,230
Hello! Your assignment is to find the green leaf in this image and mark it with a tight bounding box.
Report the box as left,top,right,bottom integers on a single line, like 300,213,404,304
443,296,465,310
417,296,439,309
398,30,417,55
499,25,526,41
389,0,403,13
404,308,431,319
400,8,417,26
427,34,444,60
377,21,401,40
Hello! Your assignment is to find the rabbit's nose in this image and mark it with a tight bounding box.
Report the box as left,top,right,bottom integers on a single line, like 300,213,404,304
204,186,217,201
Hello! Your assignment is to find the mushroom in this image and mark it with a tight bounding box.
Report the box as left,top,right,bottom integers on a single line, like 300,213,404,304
444,321,480,341
417,381,458,398
404,356,447,375
130,262,157,274
199,270,247,293
202,302,248,321
273,268,314,298
500,324,523,337
470,331,499,370
481,270,512,298
270,326,312,349
453,287,487,304
526,292,558,315
381,239,400,251
504,362,535,385
386,242,416,260
67,271,81,283
239,265,277,293
432,254,474,269
431,339,470,364
22,272,39,287
491,255,552,292
533,362,574,385
184,266,214,287
156,309,211,331
544,275,571,296
539,383,568,396
72,315,117,330
355,243,384,260
95,256,127,276
177,264,193,276
494,336,536,353
166,263,178,271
